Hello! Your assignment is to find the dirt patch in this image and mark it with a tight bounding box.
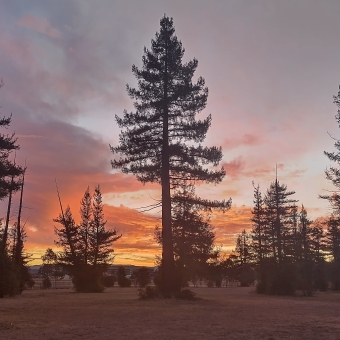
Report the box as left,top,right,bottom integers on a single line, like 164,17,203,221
0,287,339,340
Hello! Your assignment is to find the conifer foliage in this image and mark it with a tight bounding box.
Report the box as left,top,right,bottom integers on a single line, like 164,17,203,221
229,179,328,295
53,185,121,292
155,185,219,287
0,81,29,297
321,86,340,290
111,16,230,295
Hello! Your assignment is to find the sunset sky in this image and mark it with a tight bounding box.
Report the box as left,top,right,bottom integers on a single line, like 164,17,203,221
1,1,340,265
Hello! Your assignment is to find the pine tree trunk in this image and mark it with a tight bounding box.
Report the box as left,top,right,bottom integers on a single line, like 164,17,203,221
161,29,175,295
275,181,282,264
2,174,14,247
15,171,25,265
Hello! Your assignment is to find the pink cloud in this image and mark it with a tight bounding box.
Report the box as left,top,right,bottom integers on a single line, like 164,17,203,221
17,14,61,39
222,156,245,179
223,133,262,150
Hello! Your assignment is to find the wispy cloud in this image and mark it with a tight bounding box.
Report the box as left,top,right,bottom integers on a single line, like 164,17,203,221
17,14,61,39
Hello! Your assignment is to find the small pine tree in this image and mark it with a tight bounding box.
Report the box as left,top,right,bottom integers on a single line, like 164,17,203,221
88,185,121,269
250,183,267,265
264,179,298,264
117,266,131,287
53,186,122,292
79,187,92,265
42,277,52,289
54,206,80,268
137,267,150,288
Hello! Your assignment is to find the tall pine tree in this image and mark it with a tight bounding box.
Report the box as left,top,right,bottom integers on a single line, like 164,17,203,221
250,183,268,265
264,179,297,264
111,16,230,294
321,85,340,290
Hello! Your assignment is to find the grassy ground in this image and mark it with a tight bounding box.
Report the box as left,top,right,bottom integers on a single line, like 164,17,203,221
1,287,340,340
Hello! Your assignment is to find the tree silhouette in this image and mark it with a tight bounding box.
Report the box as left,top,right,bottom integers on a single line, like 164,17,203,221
244,178,329,295
250,183,267,265
0,81,27,297
155,185,220,287
54,205,79,268
111,16,230,295
264,179,298,265
79,186,92,265
320,85,340,290
88,185,121,268
53,186,121,292
0,81,24,247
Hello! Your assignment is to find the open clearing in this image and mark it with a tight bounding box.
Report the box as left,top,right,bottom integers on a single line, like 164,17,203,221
1,287,340,340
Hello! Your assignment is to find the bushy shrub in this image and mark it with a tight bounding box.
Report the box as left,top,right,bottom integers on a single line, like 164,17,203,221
102,275,116,288
256,264,297,295
215,279,222,287
118,277,131,287
137,267,150,288
72,266,104,293
174,288,196,300
152,265,182,293
295,261,316,296
0,248,20,297
238,265,256,287
42,277,52,289
207,280,214,288
26,279,35,289
117,267,131,287
138,285,160,299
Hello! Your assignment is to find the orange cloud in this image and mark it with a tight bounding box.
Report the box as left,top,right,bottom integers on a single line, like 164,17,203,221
211,205,253,249
25,203,161,266
0,118,160,265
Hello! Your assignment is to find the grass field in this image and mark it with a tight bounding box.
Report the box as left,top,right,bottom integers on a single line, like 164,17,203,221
1,287,340,340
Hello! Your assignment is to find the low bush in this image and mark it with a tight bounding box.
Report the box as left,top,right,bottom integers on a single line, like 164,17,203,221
118,277,131,287
72,266,105,293
256,264,297,295
174,288,196,300
207,280,214,288
102,275,116,288
0,247,20,297
26,278,35,289
42,277,52,289
137,267,150,288
117,267,131,287
138,285,160,299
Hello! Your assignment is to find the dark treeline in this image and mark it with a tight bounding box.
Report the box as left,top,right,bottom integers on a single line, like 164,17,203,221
0,81,30,297
218,180,328,295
